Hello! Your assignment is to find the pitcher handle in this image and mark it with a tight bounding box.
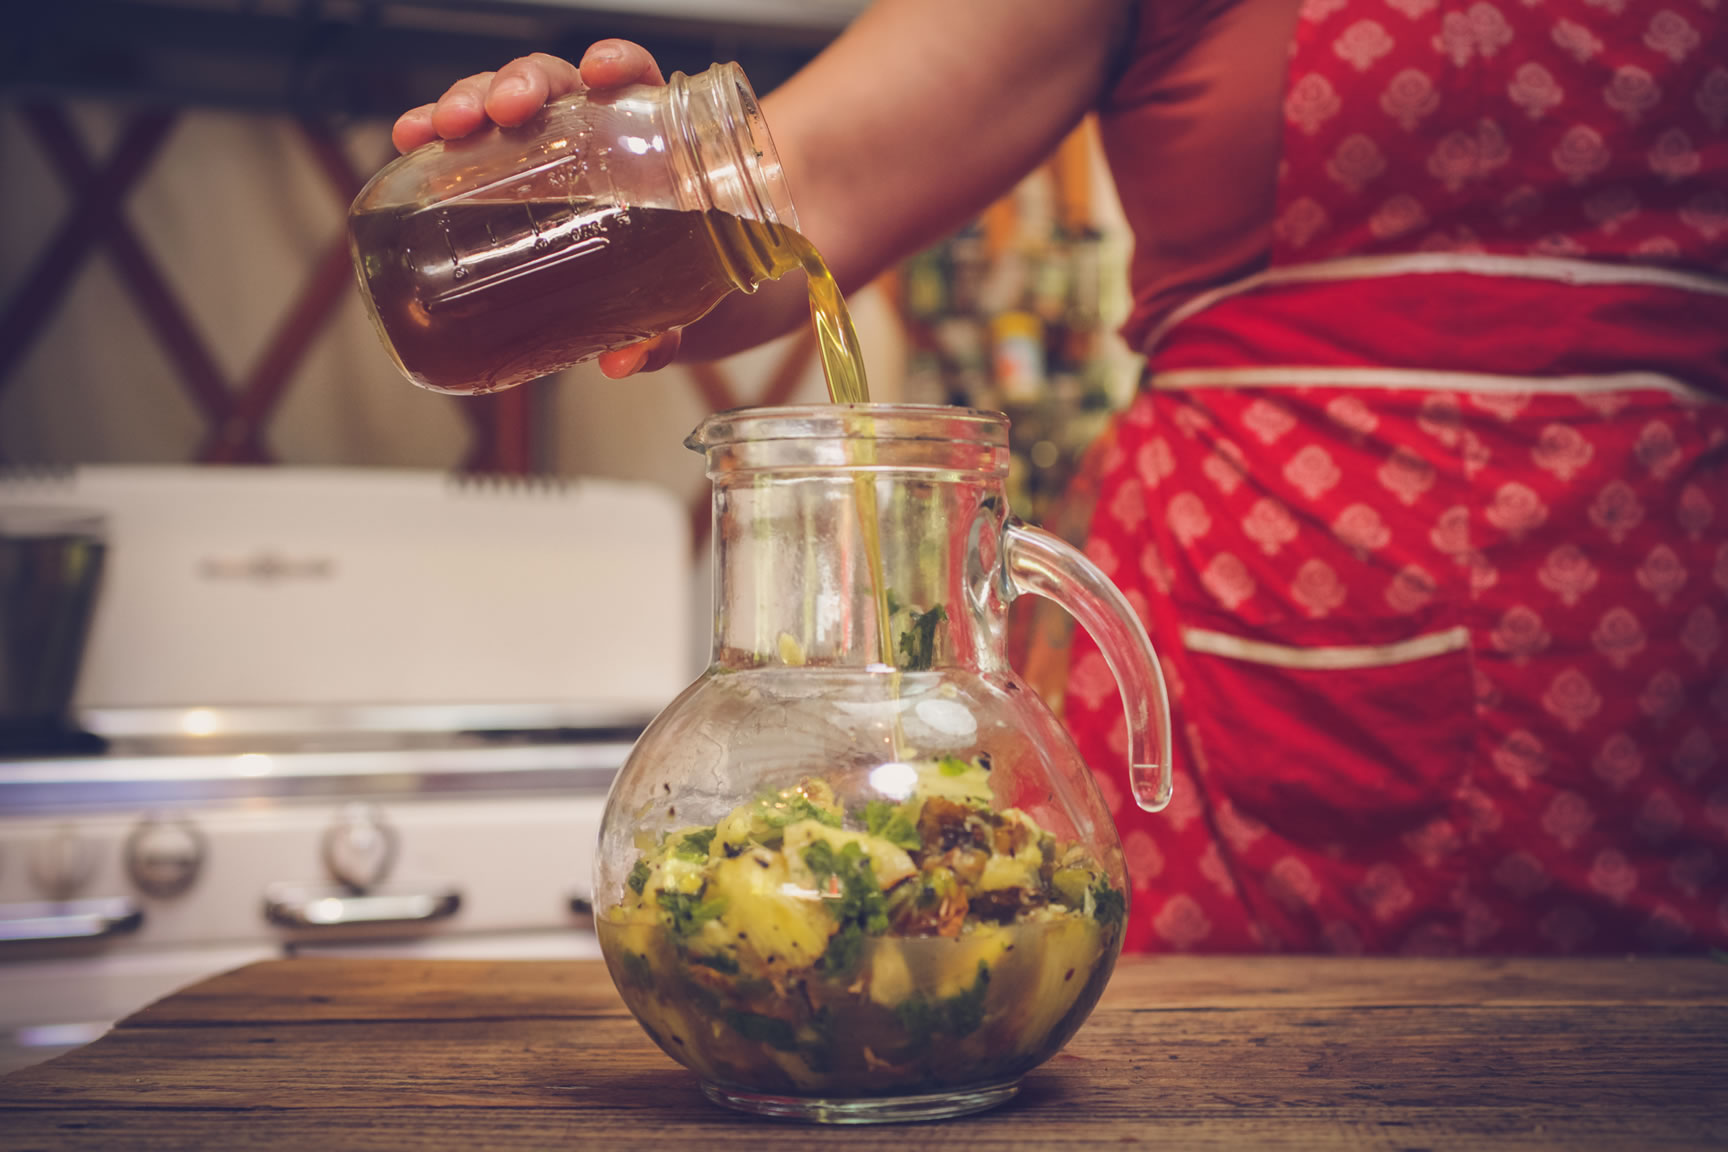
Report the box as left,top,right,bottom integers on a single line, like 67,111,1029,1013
1003,520,1173,812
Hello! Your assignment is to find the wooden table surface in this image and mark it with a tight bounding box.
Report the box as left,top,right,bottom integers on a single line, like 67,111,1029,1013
1,954,1725,1150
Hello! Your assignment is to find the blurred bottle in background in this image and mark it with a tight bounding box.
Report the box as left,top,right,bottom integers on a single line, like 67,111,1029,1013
895,148,1125,542
893,127,1135,710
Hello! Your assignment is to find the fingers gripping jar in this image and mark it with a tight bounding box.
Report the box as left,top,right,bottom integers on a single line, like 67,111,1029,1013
348,63,803,395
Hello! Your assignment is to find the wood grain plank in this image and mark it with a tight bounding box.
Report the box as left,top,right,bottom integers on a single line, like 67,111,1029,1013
124,955,1728,1029
4,1107,1724,1152
1092,954,1728,1009
124,958,631,1027
3,956,1723,1152
4,1007,1722,1113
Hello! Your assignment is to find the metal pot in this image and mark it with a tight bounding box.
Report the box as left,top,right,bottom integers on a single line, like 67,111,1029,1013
0,507,107,755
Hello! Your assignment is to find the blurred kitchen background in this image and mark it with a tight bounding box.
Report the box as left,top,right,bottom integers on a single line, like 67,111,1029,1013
3,0,1140,549
0,0,1139,1073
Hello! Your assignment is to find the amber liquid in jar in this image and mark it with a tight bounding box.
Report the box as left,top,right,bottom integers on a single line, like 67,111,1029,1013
350,200,869,403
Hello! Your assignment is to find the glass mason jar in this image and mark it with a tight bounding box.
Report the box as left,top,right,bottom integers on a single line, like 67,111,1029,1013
595,405,1172,1124
347,62,803,395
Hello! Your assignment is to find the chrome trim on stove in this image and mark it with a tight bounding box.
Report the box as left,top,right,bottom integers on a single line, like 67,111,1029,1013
0,898,143,944
81,701,660,740
0,740,632,814
263,885,461,930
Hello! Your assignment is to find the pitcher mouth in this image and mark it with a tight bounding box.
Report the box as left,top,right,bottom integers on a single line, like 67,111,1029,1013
685,403,1010,455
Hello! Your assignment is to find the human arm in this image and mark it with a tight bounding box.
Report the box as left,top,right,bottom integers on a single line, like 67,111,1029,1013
392,0,1133,375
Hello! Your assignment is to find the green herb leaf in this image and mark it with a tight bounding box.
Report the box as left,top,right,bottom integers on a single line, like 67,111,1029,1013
894,961,991,1042
657,890,728,938
626,859,651,895
1090,880,1126,930
946,961,991,1036
897,604,947,671
756,790,843,836
802,840,890,977
673,827,717,861
864,799,922,851
689,951,740,975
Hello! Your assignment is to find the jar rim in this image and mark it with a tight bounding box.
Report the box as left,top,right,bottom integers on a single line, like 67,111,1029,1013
676,62,801,234
686,403,1009,453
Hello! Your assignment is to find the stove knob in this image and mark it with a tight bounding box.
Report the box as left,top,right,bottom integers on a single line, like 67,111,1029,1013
322,804,397,893
30,826,100,900
125,816,206,899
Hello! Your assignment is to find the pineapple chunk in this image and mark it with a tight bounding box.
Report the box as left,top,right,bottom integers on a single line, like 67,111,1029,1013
977,851,1037,893
914,757,994,806
654,853,708,897
977,808,1046,892
1006,917,1103,1050
714,779,843,852
782,821,917,892
706,845,832,974
934,921,1013,999
867,937,915,1009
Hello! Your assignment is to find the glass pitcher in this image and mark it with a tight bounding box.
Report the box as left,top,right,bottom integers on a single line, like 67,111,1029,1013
594,404,1172,1124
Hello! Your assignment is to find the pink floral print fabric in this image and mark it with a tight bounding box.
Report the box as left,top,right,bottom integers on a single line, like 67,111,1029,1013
1070,0,1728,954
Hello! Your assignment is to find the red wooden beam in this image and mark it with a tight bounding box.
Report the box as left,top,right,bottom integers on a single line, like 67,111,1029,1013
203,236,358,462
203,121,385,463
0,107,204,402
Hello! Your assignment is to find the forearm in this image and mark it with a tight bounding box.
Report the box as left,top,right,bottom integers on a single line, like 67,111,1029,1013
388,0,1131,376
669,0,1131,366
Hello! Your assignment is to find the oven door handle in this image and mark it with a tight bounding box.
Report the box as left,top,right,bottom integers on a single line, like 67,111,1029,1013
263,886,461,929
0,898,144,944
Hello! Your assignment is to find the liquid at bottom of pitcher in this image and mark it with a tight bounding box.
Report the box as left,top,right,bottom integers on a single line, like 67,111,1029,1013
701,1079,1019,1124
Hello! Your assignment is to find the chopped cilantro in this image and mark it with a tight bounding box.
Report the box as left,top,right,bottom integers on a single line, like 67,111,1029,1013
657,889,727,938
864,799,921,851
674,827,717,861
894,961,991,1042
938,756,971,777
1090,880,1126,930
894,994,938,1042
725,1011,798,1052
802,840,890,977
783,794,843,828
689,951,740,975
946,962,991,1035
756,789,843,836
823,920,868,975
626,859,651,895
897,603,947,671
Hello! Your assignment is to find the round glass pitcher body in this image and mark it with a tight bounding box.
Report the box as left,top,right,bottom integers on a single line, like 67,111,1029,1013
347,62,801,396
594,405,1172,1123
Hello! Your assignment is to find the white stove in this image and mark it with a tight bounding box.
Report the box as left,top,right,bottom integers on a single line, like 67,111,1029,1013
0,466,692,1073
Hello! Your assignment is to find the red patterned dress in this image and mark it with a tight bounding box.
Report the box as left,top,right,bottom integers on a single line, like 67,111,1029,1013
1066,0,1728,953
